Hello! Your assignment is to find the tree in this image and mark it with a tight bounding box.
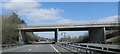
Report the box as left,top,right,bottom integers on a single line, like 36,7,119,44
2,12,40,44
2,12,26,44
26,32,39,42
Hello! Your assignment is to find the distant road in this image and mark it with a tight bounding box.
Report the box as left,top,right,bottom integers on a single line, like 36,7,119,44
2,42,75,54
32,41,52,44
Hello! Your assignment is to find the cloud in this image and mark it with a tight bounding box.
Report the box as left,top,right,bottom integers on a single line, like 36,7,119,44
96,15,118,23
55,15,118,25
20,8,63,21
2,0,118,26
85,15,118,24
3,0,40,10
55,19,80,25
2,0,63,22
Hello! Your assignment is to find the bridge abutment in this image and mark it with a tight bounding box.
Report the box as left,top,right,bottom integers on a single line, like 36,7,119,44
19,30,28,44
89,27,106,42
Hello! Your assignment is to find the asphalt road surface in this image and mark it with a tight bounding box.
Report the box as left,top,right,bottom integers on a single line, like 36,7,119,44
2,44,76,54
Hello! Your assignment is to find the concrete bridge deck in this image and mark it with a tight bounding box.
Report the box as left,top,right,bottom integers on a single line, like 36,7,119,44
18,24,120,32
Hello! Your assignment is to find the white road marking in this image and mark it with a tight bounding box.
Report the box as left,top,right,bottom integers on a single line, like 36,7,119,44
28,49,32,51
50,44,61,54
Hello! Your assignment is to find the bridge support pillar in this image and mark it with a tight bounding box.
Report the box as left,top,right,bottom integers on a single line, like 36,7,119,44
19,30,28,44
54,29,59,43
89,27,106,42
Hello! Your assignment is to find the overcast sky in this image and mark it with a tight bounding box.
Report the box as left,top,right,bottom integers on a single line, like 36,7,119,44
1,0,118,39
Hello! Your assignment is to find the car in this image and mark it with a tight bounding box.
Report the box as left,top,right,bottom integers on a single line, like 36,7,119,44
52,41,55,44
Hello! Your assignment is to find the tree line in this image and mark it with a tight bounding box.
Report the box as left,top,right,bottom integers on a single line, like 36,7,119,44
59,33,89,43
2,12,39,44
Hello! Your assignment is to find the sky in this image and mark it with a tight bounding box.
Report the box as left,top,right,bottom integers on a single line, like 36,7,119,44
1,0,120,2
1,0,119,39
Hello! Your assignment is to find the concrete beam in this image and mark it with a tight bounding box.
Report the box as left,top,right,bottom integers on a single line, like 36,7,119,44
89,27,106,42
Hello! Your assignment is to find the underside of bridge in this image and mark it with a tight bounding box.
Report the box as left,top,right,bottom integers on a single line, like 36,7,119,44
18,27,111,44
18,29,59,44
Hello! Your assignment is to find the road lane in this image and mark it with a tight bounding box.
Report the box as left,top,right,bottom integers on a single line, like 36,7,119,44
28,44,58,52
3,44,56,52
3,45,34,52
50,44,61,54
2,44,75,54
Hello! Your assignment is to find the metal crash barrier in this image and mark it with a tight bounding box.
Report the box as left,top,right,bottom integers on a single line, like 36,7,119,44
57,42,120,54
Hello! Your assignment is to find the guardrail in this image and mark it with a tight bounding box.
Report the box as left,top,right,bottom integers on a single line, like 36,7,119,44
57,43,120,54
88,41,119,45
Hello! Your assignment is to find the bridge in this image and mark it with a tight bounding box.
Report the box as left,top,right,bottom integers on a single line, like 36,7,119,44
18,23,120,44
2,23,120,54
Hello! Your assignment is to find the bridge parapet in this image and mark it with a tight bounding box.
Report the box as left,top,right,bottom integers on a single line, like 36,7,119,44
18,23,119,28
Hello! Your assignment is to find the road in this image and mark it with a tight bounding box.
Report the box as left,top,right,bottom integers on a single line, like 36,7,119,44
2,43,76,54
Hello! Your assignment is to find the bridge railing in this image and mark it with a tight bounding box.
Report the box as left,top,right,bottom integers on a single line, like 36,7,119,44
57,42,120,54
